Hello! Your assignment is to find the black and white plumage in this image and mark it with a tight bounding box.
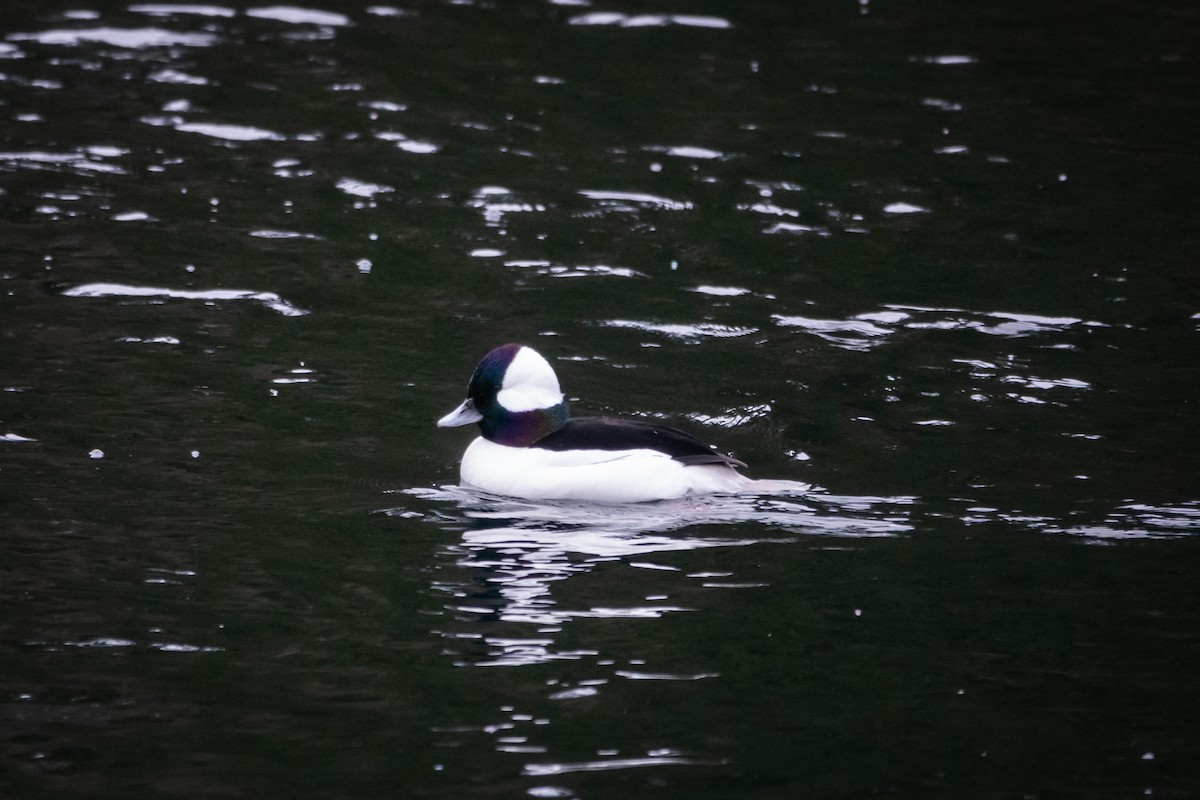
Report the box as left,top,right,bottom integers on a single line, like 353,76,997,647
534,417,747,468
437,343,803,503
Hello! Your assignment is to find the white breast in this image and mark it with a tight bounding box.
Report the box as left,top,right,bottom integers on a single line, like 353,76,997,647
458,437,750,503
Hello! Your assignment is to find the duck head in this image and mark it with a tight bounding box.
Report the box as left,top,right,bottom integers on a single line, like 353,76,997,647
437,343,570,446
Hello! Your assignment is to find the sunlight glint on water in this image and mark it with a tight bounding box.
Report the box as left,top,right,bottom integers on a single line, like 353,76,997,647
2,1,1198,797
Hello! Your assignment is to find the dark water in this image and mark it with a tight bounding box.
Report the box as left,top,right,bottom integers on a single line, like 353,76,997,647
3,1,1198,797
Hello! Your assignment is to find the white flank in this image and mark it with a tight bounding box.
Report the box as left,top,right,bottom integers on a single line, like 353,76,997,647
459,438,750,504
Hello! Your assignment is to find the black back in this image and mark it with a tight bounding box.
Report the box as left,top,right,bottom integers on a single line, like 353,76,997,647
532,416,746,468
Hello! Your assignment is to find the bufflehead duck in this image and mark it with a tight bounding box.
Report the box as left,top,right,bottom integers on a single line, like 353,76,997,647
437,343,802,503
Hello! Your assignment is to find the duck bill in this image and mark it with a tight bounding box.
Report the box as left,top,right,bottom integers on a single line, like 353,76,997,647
437,398,483,428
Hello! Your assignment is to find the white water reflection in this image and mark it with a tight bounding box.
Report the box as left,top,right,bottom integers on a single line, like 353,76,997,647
690,285,750,297
365,6,416,18
10,27,219,48
910,54,979,65
951,358,1092,406
961,500,1200,542
403,485,910,545
468,186,547,227
686,403,773,428
63,282,309,316
883,202,929,214
52,636,222,653
372,130,440,153
249,229,323,239
129,5,238,18
507,261,645,279
601,319,757,342
771,314,892,351
245,7,351,27
579,189,694,212
385,485,911,666
773,304,1106,351
644,144,726,160
524,752,719,777
1043,501,1200,542
336,177,395,197
174,122,287,141
0,148,128,175
568,13,733,30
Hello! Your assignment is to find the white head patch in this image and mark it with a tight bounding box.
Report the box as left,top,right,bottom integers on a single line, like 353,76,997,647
497,346,564,412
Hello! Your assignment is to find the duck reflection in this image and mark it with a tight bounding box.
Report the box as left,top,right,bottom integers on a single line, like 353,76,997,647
385,486,913,667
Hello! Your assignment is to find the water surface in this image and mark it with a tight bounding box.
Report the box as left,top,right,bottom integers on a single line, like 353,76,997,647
2,1,1198,798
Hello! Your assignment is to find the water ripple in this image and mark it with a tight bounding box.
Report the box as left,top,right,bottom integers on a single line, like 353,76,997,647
524,752,721,777
568,13,733,30
389,486,909,664
579,189,693,212
129,5,238,18
10,27,219,48
469,186,547,226
336,177,395,197
245,6,351,26
686,403,773,428
1047,501,1200,542
644,144,726,160
690,285,751,297
174,121,287,141
601,320,757,342
395,485,911,543
771,314,891,351
0,148,128,175
63,282,309,317
774,305,1105,351
615,669,718,681
962,500,1200,542
248,229,323,240
509,262,644,279
373,130,440,153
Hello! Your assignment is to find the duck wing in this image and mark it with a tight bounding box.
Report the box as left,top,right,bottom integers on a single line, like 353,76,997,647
533,416,746,468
